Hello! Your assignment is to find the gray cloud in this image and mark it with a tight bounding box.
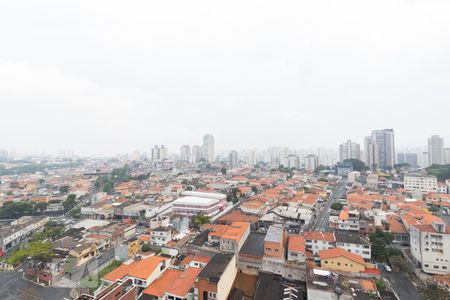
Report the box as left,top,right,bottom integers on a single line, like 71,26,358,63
1,0,449,155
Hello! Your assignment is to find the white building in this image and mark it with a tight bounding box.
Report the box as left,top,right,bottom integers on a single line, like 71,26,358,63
339,140,361,162
428,135,445,165
149,227,172,246
180,145,191,161
347,171,360,183
366,174,379,188
0,216,50,253
202,134,215,163
173,191,226,217
304,232,336,255
228,151,238,168
334,230,371,261
305,154,319,171
404,173,438,196
410,221,450,275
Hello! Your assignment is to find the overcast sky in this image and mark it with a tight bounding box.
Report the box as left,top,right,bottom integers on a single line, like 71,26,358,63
1,0,449,156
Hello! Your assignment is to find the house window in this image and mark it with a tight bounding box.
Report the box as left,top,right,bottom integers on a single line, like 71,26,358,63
434,266,439,269
337,262,341,266
208,291,217,299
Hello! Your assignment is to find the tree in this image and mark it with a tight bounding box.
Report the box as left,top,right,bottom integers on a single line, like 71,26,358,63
139,209,146,220
375,279,386,291
389,255,410,272
426,164,450,181
142,244,151,252
314,165,330,174
63,194,77,212
226,188,240,204
428,205,440,213
6,241,53,265
33,202,48,214
194,213,211,226
59,185,69,193
251,186,258,194
343,159,366,172
331,202,344,211
420,284,450,300
369,228,395,261
221,167,227,175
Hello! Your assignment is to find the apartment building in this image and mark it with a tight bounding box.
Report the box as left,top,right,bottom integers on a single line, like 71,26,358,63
410,221,450,275
194,254,237,300
304,231,336,255
261,224,286,276
334,230,371,261
404,173,438,196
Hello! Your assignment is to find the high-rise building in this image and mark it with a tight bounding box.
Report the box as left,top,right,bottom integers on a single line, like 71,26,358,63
180,145,191,161
160,145,168,160
305,154,319,171
151,145,168,161
397,153,418,168
0,150,8,162
229,151,238,168
202,134,215,163
339,140,361,162
287,154,300,169
368,129,395,170
444,148,450,165
428,135,445,165
192,145,202,162
151,145,160,161
364,136,378,170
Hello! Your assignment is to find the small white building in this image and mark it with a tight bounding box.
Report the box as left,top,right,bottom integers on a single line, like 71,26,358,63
410,221,450,275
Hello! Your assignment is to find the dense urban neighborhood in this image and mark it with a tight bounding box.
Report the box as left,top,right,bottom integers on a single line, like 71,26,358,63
1,132,450,300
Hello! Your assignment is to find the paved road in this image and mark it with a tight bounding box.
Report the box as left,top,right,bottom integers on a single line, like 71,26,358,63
0,271,71,300
383,271,421,300
309,179,347,232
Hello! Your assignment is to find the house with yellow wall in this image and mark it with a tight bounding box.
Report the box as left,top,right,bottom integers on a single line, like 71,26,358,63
319,247,366,273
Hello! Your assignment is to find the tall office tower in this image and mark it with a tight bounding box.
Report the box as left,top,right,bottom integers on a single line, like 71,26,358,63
422,152,430,168
229,151,238,168
160,145,168,160
0,149,8,162
369,129,395,170
202,134,215,162
339,140,361,162
287,154,300,169
397,153,418,168
364,136,379,170
428,135,445,165
151,145,161,161
248,149,256,166
192,145,202,162
180,145,191,161
445,148,450,165
305,154,319,171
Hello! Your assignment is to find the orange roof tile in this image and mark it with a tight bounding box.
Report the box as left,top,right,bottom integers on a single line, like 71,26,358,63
288,235,305,253
103,256,169,282
304,231,335,242
319,247,365,265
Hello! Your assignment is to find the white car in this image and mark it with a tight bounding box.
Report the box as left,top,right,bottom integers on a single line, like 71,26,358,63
384,265,392,272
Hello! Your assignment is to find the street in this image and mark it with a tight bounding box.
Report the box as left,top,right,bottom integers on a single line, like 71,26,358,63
0,271,71,300
383,271,421,300
309,179,347,232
